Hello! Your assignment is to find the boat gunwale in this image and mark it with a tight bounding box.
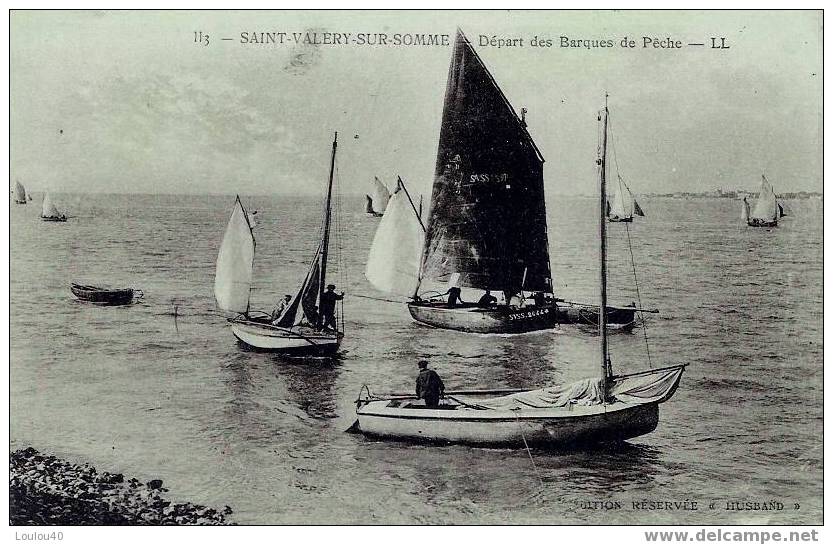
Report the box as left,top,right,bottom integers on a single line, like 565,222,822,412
230,318,343,341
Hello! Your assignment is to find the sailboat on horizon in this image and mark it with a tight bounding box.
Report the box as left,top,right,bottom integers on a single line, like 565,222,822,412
743,174,785,227
40,191,67,222
214,133,345,355
351,98,686,447
607,175,645,223
365,177,391,217
13,181,28,204
364,30,639,334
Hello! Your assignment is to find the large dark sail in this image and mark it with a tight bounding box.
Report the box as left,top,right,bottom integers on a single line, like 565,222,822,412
419,30,552,294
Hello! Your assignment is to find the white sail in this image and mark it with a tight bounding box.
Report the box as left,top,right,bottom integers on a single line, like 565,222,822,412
371,177,391,214
608,176,642,219
214,197,255,313
365,187,424,297
14,182,26,203
750,175,778,222
41,191,61,218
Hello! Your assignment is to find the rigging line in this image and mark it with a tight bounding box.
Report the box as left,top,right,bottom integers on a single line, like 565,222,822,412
349,293,406,305
624,221,653,368
514,412,545,489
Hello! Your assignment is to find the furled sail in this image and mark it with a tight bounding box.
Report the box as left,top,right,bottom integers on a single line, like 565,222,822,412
371,177,391,214
750,175,778,222
41,191,61,218
14,182,26,203
365,187,425,297
420,30,551,294
276,242,323,328
214,196,256,313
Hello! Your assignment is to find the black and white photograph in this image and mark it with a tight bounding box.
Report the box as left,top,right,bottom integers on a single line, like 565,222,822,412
7,8,824,534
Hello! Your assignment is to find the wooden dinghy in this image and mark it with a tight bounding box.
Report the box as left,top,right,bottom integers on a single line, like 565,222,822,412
70,283,142,305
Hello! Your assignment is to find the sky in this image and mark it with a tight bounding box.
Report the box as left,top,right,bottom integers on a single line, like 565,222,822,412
10,10,822,197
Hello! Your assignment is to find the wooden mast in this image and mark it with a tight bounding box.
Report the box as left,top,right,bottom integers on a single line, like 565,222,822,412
599,96,611,400
319,132,338,310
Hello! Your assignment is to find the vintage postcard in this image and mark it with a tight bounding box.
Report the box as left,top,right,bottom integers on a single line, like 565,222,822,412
8,9,823,532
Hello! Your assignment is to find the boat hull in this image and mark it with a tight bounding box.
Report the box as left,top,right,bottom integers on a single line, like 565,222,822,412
230,319,342,355
70,284,135,305
356,400,659,447
747,219,777,227
407,301,636,334
608,216,633,223
41,216,67,222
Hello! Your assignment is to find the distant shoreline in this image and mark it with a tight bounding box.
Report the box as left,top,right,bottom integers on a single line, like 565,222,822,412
10,447,233,526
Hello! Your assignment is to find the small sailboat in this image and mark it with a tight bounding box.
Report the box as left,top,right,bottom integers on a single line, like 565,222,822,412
13,181,27,204
607,175,645,222
353,98,686,447
389,30,636,334
40,191,67,222
214,133,344,355
365,177,391,217
745,175,782,227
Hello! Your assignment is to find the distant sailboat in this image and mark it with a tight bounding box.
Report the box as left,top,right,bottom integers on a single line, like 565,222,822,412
607,175,644,222
352,97,686,447
13,181,27,204
214,133,344,355
40,191,67,222
365,177,391,217
394,30,636,334
745,175,782,227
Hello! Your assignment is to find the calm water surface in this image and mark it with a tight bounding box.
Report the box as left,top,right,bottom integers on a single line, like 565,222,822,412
10,192,823,524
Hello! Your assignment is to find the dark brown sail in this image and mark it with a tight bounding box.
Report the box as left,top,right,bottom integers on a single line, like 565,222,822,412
419,30,552,294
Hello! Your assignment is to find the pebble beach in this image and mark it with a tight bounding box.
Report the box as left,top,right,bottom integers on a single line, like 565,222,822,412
9,447,233,525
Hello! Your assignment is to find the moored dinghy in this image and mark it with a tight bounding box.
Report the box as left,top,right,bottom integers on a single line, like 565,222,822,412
214,133,345,356
71,283,143,305
403,30,638,334
353,98,686,447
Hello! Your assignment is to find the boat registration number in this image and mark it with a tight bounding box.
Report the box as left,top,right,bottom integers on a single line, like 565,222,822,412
508,309,549,320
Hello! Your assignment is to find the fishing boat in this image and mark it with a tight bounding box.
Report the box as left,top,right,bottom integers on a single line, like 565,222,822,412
13,181,27,204
352,98,687,447
214,133,344,355
367,30,638,334
70,283,143,305
365,177,391,217
744,175,784,227
607,176,645,222
40,191,67,222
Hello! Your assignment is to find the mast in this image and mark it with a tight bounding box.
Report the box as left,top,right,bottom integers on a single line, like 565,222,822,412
319,131,337,307
599,96,611,399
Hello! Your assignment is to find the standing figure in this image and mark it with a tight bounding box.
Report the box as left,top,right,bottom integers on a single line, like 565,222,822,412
319,284,344,330
415,360,445,408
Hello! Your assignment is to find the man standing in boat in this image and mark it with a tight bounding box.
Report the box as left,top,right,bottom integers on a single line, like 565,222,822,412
318,284,344,331
442,286,464,308
416,360,444,408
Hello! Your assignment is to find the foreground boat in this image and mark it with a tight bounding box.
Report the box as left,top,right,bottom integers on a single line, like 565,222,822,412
214,133,344,355
41,191,67,222
353,97,686,448
743,175,785,227
71,283,142,305
364,31,636,334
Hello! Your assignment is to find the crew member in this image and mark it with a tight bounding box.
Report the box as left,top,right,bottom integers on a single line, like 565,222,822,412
443,286,463,308
415,360,445,408
319,284,344,330
272,294,292,323
477,290,497,308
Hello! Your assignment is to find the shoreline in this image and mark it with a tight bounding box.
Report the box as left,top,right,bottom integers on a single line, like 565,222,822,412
9,447,233,525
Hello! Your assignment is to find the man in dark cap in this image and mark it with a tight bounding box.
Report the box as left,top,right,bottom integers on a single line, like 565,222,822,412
271,294,292,323
319,284,344,331
416,360,445,408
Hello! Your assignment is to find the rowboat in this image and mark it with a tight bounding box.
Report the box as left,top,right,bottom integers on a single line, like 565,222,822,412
70,283,142,305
